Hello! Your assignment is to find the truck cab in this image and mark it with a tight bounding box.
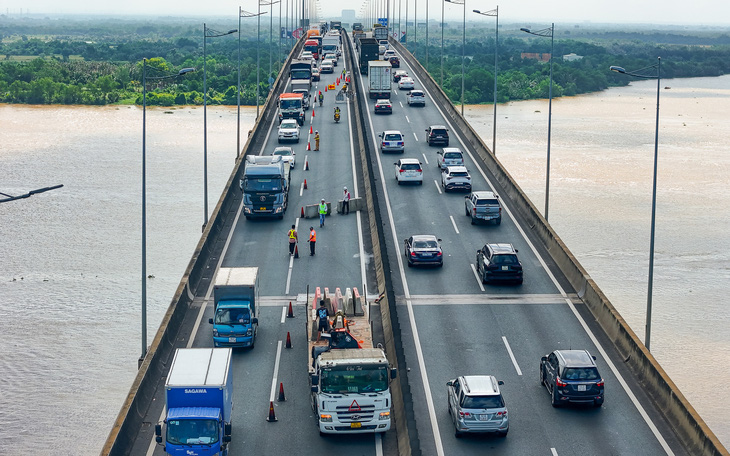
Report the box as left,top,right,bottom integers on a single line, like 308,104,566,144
240,155,290,219
209,267,259,348
278,93,305,126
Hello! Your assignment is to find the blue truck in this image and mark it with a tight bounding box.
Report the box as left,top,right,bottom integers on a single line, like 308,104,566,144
209,267,259,348
155,348,233,455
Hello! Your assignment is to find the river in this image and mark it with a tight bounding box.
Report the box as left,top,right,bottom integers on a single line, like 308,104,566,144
0,75,728,454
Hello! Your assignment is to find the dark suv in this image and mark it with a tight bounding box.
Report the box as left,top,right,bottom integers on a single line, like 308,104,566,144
540,349,604,408
475,243,523,284
425,125,449,146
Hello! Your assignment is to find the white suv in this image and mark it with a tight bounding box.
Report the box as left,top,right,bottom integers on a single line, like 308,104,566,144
394,158,423,185
379,130,405,153
441,166,472,192
407,89,426,107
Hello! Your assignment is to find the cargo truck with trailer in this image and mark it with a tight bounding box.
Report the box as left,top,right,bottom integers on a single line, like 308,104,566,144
155,348,233,456
307,285,397,435
209,267,259,348
368,61,392,99
358,38,380,75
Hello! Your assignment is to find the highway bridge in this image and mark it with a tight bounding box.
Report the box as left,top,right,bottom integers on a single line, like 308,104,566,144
102,30,726,456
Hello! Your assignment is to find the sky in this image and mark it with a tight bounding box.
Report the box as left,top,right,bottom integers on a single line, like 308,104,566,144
4,0,730,26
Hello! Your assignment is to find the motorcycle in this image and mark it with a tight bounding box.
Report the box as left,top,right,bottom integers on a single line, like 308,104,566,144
334,111,341,123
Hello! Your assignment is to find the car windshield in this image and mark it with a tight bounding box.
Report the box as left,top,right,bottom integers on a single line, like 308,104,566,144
280,121,297,129
291,69,310,79
492,254,518,265
401,164,421,170
244,178,280,192
432,129,447,135
274,150,292,157
413,240,438,249
477,199,499,205
385,134,402,141
444,153,462,159
280,100,301,109
166,419,219,445
411,91,423,96
461,395,504,409
214,307,250,325
320,365,389,394
562,367,600,381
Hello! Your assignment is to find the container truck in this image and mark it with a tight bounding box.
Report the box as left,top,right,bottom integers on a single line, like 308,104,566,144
322,36,340,58
209,267,259,348
155,348,233,455
290,59,312,89
240,155,290,219
368,61,392,99
307,285,397,435
358,38,380,75
373,25,388,41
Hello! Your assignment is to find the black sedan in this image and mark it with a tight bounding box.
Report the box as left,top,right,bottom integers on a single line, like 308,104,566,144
404,235,443,267
374,99,393,114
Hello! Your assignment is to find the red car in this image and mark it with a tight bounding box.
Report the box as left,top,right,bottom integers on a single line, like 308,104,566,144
389,56,400,68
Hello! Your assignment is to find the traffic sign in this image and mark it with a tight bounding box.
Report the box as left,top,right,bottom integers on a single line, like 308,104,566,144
377,17,388,27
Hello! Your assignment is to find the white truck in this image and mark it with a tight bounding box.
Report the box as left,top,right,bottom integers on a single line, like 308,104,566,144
367,61,392,99
307,285,397,435
322,35,340,57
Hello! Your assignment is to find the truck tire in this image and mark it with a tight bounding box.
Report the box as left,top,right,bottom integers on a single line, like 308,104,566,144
495,217,502,226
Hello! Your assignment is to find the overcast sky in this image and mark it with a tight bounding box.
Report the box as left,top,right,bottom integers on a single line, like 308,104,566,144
5,0,730,26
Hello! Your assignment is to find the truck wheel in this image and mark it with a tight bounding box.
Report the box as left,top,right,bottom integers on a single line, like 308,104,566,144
496,217,502,226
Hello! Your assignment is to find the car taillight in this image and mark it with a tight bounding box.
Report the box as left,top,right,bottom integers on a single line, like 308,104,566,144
410,252,416,257
495,410,507,417
436,252,442,256
556,377,568,388
382,142,386,147
458,411,473,418
473,208,476,214
399,169,405,173
596,379,604,387
398,142,404,146
499,207,502,214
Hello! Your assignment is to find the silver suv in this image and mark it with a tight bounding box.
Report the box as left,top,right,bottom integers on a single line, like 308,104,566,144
447,375,508,438
436,147,464,169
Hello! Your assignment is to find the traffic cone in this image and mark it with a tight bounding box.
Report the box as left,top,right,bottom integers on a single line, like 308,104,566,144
325,85,328,92
278,382,286,402
294,244,299,258
304,179,308,189
309,126,313,134
267,401,278,422
286,300,294,316
286,331,293,348
312,108,315,118
301,206,305,217
307,142,311,151
304,160,309,171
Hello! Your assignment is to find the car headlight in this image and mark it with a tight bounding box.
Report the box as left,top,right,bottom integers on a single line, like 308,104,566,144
319,414,333,422
379,412,390,420
212,328,218,336
246,329,252,336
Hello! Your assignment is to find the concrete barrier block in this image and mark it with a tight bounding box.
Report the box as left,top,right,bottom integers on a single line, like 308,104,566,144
335,288,343,314
344,288,354,316
337,197,362,213
354,296,365,316
305,202,332,218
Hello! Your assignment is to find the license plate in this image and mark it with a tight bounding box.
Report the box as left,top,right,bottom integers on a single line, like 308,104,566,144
478,414,488,421
260,207,266,211
350,422,361,428
578,384,587,391
228,337,237,343
502,266,509,271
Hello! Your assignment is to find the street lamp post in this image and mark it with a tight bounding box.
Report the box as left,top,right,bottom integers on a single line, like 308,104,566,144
610,57,662,351
445,0,465,115
269,1,281,91
521,23,554,221
204,24,237,229
473,7,498,155
239,9,265,160
425,0,428,70
141,59,194,364
441,0,444,86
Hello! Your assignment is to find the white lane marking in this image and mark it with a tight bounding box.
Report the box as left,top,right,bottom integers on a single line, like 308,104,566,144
269,340,284,402
551,449,559,456
299,181,304,197
375,433,384,456
413,132,419,142
404,51,675,455
449,215,459,234
357,53,445,456
470,264,485,292
421,153,429,165
400,102,405,109
285,217,300,295
434,180,442,194
280,306,287,324
502,336,523,376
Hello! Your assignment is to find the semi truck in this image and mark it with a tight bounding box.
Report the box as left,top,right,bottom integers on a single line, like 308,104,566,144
322,36,340,58
330,20,342,30
368,61,392,99
155,348,233,455
209,267,259,348
278,92,305,125
358,38,380,75
240,155,290,219
373,25,388,41
304,39,320,60
290,59,312,89
307,286,397,435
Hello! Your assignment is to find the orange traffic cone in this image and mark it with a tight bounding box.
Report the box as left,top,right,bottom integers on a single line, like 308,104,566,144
307,142,311,151
304,160,309,171
267,401,278,422
286,331,293,348
312,108,315,118
304,179,308,189
294,244,299,259
301,206,305,217
287,302,295,318
278,382,286,402
309,126,313,134
325,85,328,92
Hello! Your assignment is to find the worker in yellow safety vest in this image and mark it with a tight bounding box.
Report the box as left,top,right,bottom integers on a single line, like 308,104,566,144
318,199,327,227
287,224,298,256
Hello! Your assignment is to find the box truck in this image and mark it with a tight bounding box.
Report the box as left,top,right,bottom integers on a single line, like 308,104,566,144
209,267,259,348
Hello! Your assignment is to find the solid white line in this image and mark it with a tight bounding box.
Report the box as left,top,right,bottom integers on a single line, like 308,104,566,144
404,52,674,455
422,153,429,165
285,218,300,295
434,180,442,194
358,53,445,456
269,340,284,402
551,449,559,456
280,306,287,324
449,215,459,234
413,132,419,142
470,264,485,292
502,336,523,376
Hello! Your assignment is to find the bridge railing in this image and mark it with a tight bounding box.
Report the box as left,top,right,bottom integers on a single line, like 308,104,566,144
390,37,727,456
100,38,306,456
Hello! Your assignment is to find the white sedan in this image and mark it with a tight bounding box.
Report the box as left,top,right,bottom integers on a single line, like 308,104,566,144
398,77,415,90
277,119,301,143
